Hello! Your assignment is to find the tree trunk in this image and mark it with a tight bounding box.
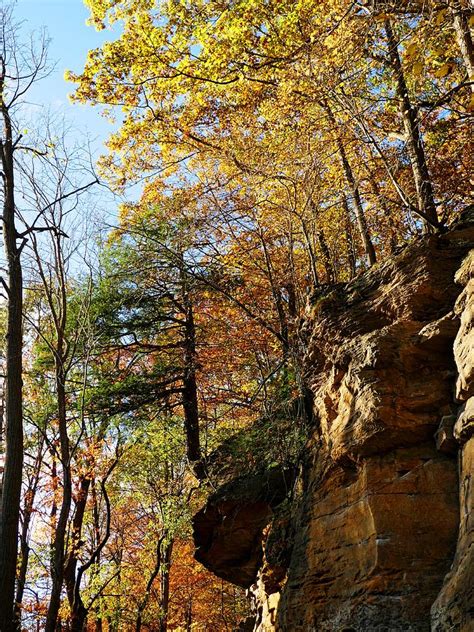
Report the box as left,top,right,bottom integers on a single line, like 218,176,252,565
342,196,357,278
135,535,172,632
449,0,474,88
316,229,334,283
384,18,438,229
181,271,204,481
368,174,398,253
45,367,72,632
0,76,24,632
300,218,320,287
184,598,193,632
451,2,474,88
258,227,290,356
322,100,377,266
370,0,474,85
158,540,173,632
14,522,30,631
14,438,44,629
64,474,91,632
336,137,377,265
94,610,103,632
70,601,88,632
65,421,108,632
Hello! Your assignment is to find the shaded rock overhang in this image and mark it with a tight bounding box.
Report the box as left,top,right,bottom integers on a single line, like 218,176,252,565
193,466,296,588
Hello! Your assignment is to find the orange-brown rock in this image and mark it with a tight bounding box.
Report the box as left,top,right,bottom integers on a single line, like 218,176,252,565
277,445,458,631
193,213,474,631
453,249,474,401
193,467,295,588
431,247,474,632
431,436,474,632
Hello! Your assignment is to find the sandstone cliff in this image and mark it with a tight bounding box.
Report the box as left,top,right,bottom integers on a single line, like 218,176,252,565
193,212,474,632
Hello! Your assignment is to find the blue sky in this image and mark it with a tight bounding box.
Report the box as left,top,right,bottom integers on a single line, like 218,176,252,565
14,0,118,153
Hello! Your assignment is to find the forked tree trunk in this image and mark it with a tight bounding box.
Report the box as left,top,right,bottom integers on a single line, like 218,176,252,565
45,366,72,632
322,101,377,265
65,474,91,632
258,227,290,355
384,18,438,229
372,0,474,89
336,137,377,265
135,535,173,632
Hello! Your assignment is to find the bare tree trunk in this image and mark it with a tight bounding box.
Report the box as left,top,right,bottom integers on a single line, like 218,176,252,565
70,459,118,632
110,547,123,632
135,535,164,632
342,197,357,278
0,390,4,455
69,598,88,632
384,18,438,229
449,0,474,88
14,437,44,629
336,137,377,265
0,25,51,623
94,609,103,632
28,210,85,632
370,0,474,85
0,64,24,632
321,100,376,265
285,222,299,321
65,419,107,632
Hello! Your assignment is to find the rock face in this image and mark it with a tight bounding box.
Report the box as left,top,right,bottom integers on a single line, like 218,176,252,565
193,214,474,631
193,467,296,588
431,248,474,631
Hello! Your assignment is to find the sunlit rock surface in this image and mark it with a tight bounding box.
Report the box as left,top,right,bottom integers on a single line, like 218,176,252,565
193,212,474,631
432,246,474,632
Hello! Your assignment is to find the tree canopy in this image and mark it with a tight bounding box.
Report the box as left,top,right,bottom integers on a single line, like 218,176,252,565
0,0,472,629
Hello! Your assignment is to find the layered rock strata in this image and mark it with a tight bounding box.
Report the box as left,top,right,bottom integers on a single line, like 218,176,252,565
431,248,474,631
193,214,474,631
